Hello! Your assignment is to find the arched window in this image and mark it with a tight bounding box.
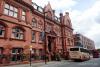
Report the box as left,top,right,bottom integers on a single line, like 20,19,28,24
39,32,43,41
0,47,3,54
32,18,37,27
38,20,43,29
12,27,24,39
0,24,5,37
32,31,36,42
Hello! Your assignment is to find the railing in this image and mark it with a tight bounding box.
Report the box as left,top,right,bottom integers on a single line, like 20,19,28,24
32,2,60,23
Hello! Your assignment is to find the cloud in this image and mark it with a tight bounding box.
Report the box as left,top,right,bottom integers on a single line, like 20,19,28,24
32,0,77,13
32,0,77,8
70,0,100,48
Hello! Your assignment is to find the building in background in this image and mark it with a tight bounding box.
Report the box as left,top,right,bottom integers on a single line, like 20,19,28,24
73,33,95,50
0,0,74,64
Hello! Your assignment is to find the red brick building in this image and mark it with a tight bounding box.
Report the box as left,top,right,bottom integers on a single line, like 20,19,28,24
0,0,74,63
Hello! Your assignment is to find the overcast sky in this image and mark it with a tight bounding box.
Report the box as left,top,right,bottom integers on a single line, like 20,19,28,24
32,0,100,49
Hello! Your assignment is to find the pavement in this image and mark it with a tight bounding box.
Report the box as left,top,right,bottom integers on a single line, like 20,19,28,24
1,58,100,67
3,61,62,67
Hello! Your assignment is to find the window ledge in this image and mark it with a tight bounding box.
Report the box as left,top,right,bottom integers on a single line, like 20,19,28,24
31,40,36,43
0,37,7,39
10,38,26,41
38,41,43,44
3,14,18,20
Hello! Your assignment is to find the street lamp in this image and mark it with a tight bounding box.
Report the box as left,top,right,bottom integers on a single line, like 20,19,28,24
43,10,50,64
29,45,32,66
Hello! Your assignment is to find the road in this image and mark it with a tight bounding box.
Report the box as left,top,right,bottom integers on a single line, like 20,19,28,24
40,58,100,67
4,58,100,67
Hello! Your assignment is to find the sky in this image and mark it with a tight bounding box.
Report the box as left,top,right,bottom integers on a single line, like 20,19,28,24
32,0,100,49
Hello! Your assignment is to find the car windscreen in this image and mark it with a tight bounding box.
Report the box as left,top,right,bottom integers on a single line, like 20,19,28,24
70,48,79,51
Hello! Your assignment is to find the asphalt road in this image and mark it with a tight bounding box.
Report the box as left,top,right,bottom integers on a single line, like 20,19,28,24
40,58,100,67
4,58,100,67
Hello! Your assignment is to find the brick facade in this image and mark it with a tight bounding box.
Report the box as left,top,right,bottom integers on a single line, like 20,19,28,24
0,0,74,64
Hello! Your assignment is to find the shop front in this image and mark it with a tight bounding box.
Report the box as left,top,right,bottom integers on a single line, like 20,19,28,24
11,48,23,61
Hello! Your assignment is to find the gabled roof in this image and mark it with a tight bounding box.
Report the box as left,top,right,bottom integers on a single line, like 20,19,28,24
44,2,55,18
63,12,72,27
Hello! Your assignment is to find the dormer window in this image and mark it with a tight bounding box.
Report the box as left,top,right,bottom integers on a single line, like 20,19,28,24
38,7,43,12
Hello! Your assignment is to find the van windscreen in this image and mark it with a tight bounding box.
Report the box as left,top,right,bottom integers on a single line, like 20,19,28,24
70,48,79,51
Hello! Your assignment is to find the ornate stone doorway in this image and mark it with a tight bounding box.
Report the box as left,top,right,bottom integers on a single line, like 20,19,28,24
47,36,56,53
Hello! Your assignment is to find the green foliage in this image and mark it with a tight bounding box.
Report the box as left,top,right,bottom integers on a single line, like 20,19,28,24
97,49,100,52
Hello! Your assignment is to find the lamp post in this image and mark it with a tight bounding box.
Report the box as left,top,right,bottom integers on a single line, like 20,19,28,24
29,45,32,66
43,10,50,64
43,10,47,64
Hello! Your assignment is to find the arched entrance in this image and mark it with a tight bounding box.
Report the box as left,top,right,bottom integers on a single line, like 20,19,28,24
47,36,55,52
47,30,57,53
46,30,57,60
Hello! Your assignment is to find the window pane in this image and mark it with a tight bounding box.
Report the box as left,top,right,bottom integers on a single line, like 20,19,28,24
4,9,9,15
12,28,24,39
0,25,5,37
16,33,19,37
12,49,17,53
9,11,14,16
12,32,15,38
10,5,14,10
33,4,38,9
20,34,23,39
22,16,25,20
32,19,37,27
0,31,5,37
0,30,3,35
32,31,35,40
14,7,18,12
32,22,37,27
39,32,43,41
5,3,9,8
12,29,16,32
15,28,20,32
22,11,25,15
14,12,17,18
38,7,43,12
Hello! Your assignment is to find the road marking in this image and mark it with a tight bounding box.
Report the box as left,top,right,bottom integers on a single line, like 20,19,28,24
78,62,99,66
